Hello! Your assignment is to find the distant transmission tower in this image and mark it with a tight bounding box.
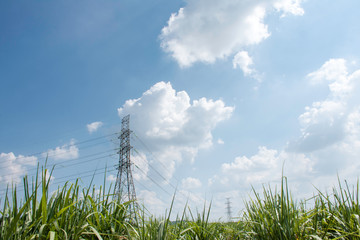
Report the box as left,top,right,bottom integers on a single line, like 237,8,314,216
226,198,232,222
115,114,137,216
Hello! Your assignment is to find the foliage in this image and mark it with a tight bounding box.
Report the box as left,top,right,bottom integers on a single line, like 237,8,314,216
2,166,360,239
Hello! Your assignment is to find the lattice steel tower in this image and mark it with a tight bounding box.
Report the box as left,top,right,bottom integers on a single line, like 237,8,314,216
226,198,232,222
115,115,137,214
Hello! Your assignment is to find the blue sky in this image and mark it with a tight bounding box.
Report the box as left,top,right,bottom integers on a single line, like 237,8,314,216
1,0,360,219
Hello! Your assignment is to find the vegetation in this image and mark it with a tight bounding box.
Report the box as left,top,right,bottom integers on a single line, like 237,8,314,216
1,167,360,239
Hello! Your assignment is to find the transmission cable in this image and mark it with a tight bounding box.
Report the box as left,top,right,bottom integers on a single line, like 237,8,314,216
0,132,119,165
131,132,181,184
132,148,177,191
0,148,119,179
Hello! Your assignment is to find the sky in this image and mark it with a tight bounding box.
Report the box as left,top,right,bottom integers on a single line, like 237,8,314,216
1,0,360,220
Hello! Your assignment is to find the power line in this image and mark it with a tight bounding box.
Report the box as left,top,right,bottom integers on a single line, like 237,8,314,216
0,148,118,179
0,126,177,204
131,133,204,208
46,169,118,190
132,148,178,190
0,126,205,213
131,133,181,183
0,132,119,165
0,142,120,194
132,147,202,208
131,179,155,218
55,153,117,170
0,166,118,194
53,165,112,182
133,163,172,197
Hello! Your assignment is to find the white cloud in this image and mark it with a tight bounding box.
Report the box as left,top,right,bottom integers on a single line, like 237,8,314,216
289,59,360,153
132,151,149,181
208,147,316,219
106,174,117,182
160,0,304,67
87,121,103,133
233,51,256,76
44,139,79,160
307,59,352,99
307,59,348,85
274,0,305,16
181,177,202,190
216,146,312,188
0,152,38,185
217,139,224,145
176,189,205,210
118,81,233,181
208,146,315,219
208,58,360,219
214,58,360,190
136,189,205,219
137,190,167,216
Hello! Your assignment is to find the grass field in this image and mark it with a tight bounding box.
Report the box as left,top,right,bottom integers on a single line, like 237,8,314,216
1,166,360,239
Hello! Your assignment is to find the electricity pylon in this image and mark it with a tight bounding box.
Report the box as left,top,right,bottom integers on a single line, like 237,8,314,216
115,114,137,216
226,198,232,222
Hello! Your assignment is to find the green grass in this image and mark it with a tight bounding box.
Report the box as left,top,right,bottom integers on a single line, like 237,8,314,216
2,167,360,239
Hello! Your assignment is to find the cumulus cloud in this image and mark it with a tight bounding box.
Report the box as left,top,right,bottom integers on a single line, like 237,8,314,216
233,51,255,76
44,139,79,160
181,177,202,190
207,58,360,219
207,146,315,220
225,58,360,179
288,59,360,177
118,81,233,181
214,59,360,188
211,147,313,189
87,121,103,133
132,151,149,181
160,0,304,67
0,152,38,185
307,59,352,99
274,0,305,16
289,59,360,153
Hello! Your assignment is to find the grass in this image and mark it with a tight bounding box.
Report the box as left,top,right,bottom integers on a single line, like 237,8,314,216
243,177,308,239
2,167,360,239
